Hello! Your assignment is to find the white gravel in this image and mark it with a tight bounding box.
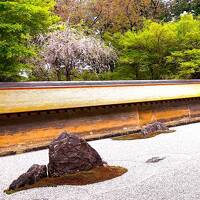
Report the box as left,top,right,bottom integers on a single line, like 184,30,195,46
1,123,200,200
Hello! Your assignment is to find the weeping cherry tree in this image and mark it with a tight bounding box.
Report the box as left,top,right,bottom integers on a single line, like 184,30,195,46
32,27,117,81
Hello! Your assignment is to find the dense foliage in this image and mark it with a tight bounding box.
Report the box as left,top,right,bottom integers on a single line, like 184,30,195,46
102,14,200,80
168,0,200,19
55,0,166,34
0,0,200,81
0,0,59,81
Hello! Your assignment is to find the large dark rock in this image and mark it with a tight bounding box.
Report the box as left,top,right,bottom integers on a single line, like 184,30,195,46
48,132,104,177
141,121,169,136
9,164,47,190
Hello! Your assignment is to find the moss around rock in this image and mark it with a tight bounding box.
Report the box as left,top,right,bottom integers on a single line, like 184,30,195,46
5,166,128,194
112,129,175,140
113,121,176,140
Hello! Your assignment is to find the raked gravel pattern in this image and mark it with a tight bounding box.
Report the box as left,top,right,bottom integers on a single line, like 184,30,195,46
1,123,200,200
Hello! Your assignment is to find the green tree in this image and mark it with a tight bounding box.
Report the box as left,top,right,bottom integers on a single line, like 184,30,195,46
167,49,200,78
175,14,200,49
0,0,59,81
166,14,200,78
108,14,200,80
169,0,200,19
118,20,177,79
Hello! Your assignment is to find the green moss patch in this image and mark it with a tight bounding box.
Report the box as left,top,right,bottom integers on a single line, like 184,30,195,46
112,130,175,140
5,166,127,194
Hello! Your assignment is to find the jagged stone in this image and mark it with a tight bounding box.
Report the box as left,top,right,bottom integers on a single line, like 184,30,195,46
141,121,169,136
9,164,47,190
48,131,104,177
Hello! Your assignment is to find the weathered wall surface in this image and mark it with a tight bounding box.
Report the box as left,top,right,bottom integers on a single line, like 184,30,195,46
0,98,200,156
1,84,200,114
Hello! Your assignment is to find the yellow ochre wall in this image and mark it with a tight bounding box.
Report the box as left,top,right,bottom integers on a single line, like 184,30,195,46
1,84,200,114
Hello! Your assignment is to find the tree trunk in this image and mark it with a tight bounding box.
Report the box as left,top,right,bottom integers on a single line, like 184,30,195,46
56,70,61,81
65,67,71,81
149,66,154,80
133,64,139,79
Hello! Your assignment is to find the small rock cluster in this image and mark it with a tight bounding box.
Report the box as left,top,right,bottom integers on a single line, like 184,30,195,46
8,132,104,190
141,121,169,136
9,164,47,190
